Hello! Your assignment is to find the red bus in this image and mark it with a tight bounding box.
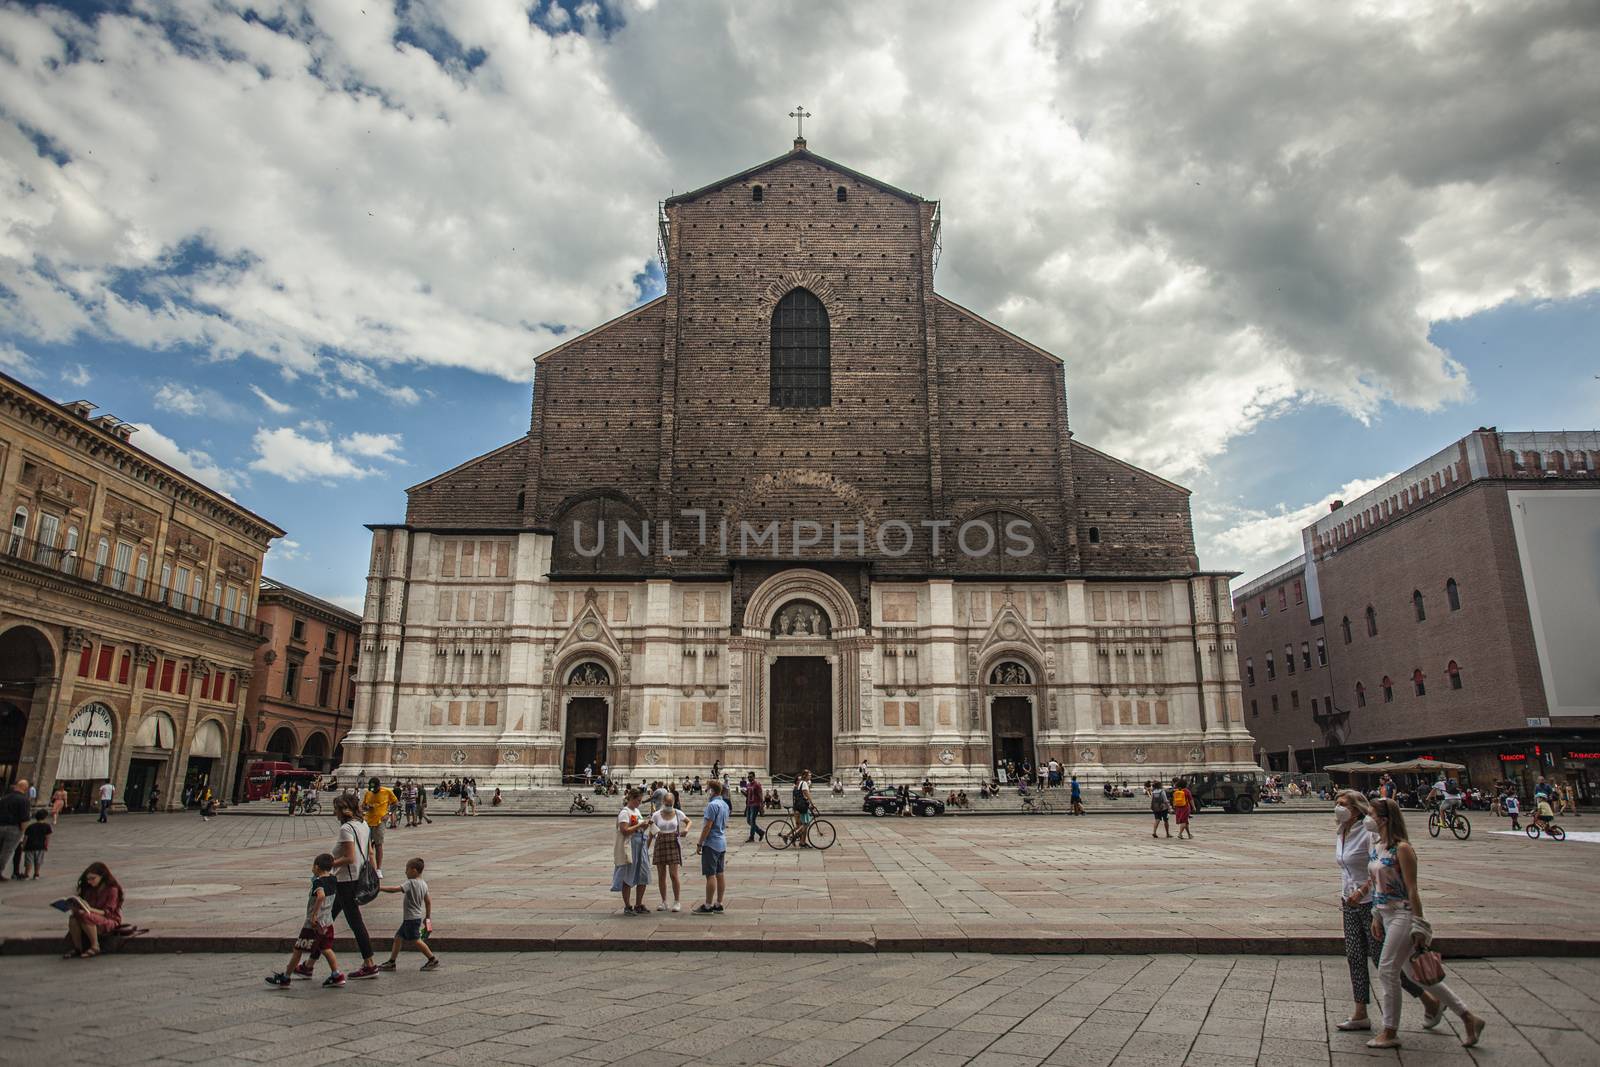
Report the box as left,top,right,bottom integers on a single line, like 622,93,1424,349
244,760,319,802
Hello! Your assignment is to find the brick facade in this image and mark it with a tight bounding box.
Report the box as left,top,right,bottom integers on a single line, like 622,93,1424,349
346,142,1255,787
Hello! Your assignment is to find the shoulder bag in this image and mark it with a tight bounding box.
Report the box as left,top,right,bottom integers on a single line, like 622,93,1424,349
351,821,380,905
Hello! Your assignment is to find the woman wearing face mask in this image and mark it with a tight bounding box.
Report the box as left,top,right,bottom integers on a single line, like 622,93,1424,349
1332,790,1439,1032
1360,798,1486,1050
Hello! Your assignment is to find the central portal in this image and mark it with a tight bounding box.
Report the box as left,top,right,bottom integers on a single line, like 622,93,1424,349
990,696,1035,774
769,656,832,779
563,697,608,780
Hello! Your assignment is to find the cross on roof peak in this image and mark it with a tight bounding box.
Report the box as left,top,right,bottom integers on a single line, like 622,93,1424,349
789,104,811,150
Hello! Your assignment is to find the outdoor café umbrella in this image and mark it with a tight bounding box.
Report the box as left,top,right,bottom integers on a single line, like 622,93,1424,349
1383,757,1466,773
1323,761,1392,774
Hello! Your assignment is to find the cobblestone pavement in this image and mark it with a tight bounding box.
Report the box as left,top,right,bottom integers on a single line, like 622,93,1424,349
0,810,1593,946
6,950,1599,1066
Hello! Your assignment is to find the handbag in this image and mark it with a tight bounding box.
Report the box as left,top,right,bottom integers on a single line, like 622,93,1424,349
352,822,380,905
1410,945,1446,985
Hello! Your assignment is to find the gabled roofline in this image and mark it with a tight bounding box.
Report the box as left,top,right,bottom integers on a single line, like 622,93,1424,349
405,436,528,494
933,295,1064,366
663,147,926,206
532,295,665,365
1071,439,1192,495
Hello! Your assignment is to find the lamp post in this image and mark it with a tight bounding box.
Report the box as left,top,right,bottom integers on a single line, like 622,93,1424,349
1311,737,1319,773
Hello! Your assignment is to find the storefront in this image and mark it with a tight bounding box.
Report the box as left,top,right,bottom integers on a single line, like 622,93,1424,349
57,702,114,811
126,709,176,812
1558,748,1600,803
182,718,225,804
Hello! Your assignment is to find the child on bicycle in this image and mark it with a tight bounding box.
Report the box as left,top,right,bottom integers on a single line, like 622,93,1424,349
1533,794,1555,835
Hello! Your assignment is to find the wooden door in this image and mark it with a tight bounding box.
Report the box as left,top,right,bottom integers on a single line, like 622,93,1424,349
769,657,832,779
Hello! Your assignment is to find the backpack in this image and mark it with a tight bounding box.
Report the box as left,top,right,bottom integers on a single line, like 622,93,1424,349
792,784,807,809
350,822,380,905
1172,788,1188,808
1151,790,1169,813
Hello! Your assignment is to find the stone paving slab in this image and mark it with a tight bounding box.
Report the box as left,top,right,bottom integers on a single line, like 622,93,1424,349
4,951,1598,1065
2,811,1596,954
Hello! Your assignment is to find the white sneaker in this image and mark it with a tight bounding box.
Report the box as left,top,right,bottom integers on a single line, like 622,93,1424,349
671,902,681,912
656,904,668,912
375,869,383,880
1423,1003,1445,1029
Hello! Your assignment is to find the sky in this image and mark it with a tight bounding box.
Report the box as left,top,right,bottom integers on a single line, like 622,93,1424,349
1,0,1596,612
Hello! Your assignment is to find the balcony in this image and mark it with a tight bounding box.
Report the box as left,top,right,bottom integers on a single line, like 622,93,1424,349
2,534,257,633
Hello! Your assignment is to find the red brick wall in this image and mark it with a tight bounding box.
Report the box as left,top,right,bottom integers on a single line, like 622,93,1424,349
1232,568,1329,760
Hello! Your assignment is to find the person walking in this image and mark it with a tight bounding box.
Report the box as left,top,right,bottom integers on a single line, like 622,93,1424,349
744,774,765,842
361,777,398,879
0,779,29,882
1171,778,1195,839
1363,798,1486,1050
1331,790,1439,1033
328,795,381,980
96,779,115,822
50,785,67,825
1503,791,1521,831
651,790,687,912
415,781,432,824
377,857,440,970
1150,780,1171,838
693,780,729,914
1070,775,1084,816
612,787,651,915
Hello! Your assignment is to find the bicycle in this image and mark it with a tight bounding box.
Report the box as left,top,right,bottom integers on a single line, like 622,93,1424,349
569,793,594,814
1525,819,1567,842
1021,793,1057,815
1427,807,1471,840
763,814,837,850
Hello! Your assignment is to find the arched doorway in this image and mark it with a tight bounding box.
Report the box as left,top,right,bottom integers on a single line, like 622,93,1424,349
986,658,1040,781
185,718,226,803
265,726,297,760
767,599,834,780
0,625,54,788
127,709,176,812
561,660,613,781
301,732,330,771
58,702,115,810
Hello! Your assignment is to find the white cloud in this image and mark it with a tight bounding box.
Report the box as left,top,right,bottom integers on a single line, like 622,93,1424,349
1207,473,1398,582
60,362,90,387
339,431,404,461
153,381,205,415
248,425,377,483
0,341,39,378
265,537,304,565
249,383,293,415
0,2,1595,477
327,593,366,615
127,422,244,496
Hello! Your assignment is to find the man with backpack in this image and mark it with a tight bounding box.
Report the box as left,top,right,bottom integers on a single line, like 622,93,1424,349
1150,780,1171,838
1171,778,1195,839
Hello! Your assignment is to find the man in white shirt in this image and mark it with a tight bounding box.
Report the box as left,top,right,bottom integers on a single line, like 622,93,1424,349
97,780,115,822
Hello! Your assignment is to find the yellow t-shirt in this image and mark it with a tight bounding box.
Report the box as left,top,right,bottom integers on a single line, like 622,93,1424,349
1537,799,1554,818
364,787,398,826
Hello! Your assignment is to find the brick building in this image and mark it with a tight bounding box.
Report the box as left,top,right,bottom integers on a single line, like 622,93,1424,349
1234,428,1600,799
239,578,360,788
0,370,282,810
346,139,1255,787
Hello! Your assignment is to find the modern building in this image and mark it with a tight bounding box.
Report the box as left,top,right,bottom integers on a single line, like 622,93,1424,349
239,577,360,787
0,371,282,809
344,137,1255,788
1233,428,1600,799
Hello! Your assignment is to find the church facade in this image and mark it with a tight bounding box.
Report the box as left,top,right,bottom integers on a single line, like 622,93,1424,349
345,139,1254,787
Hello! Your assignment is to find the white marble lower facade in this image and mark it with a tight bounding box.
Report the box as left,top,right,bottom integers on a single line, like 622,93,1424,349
342,528,1257,787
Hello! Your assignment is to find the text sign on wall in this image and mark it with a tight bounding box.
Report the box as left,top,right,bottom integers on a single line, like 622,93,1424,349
64,703,114,746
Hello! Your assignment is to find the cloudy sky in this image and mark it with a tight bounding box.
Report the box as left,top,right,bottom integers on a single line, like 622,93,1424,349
2,0,1596,610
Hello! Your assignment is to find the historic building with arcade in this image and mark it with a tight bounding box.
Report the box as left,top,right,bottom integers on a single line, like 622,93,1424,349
345,136,1254,787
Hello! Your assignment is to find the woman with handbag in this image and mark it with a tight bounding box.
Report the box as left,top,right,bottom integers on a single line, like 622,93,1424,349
1364,798,1485,1049
329,795,381,980
1332,790,1439,1032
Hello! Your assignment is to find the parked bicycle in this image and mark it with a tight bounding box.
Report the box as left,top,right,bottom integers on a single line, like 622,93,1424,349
1427,806,1471,840
1021,792,1058,815
569,793,594,814
1525,819,1567,842
763,814,837,850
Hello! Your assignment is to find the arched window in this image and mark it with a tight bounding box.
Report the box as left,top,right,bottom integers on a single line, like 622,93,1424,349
1413,669,1426,696
1284,643,1295,674
1355,682,1366,707
1447,660,1463,689
835,185,847,202
1446,578,1460,611
751,184,764,202
1341,617,1352,645
1087,526,1100,544
1245,658,1254,686
62,525,80,573
94,537,109,583
1381,676,1394,703
1265,652,1275,680
770,288,830,408
7,506,26,554
1365,605,1378,637
1413,590,1426,622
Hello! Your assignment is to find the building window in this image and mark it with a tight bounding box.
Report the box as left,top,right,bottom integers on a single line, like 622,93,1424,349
1381,676,1394,703
1446,577,1460,611
1301,642,1311,670
1290,690,1300,710
94,537,110,583
1278,587,1287,612
1365,605,1378,637
1341,617,1352,644
1413,669,1426,696
1259,597,1267,617
1413,589,1426,622
223,586,239,627
284,658,301,699
1311,697,1318,715
1245,658,1255,686
34,513,59,563
190,574,204,614
158,561,172,602
324,629,338,652
110,541,133,590
1088,526,1100,544
1293,580,1303,605
62,526,80,572
1356,682,1366,707
1316,637,1327,666
1284,644,1296,674
770,288,831,407
6,506,26,554
211,580,222,620
1448,660,1463,689
134,552,148,595
171,565,189,609
835,185,847,202
1251,699,1258,717
317,668,334,707
1266,653,1275,680
291,617,306,642
1270,694,1279,712
751,184,763,202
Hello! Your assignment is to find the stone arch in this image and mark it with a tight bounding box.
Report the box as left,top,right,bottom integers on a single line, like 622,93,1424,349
550,489,651,575
265,725,298,758
554,649,618,782
302,731,332,764
759,271,843,319
744,568,862,637
724,469,880,537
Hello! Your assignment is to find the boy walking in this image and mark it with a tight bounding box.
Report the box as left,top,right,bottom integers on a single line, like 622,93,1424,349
1504,792,1521,830
377,857,440,970
21,809,51,878
694,780,729,914
266,853,344,987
